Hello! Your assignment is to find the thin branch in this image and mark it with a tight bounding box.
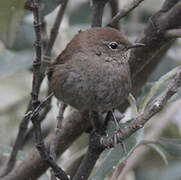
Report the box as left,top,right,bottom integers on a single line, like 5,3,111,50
91,0,109,27
107,0,144,27
1,108,90,180
41,0,68,74
30,0,69,179
50,103,67,179
72,130,105,180
101,69,181,148
165,29,181,38
22,86,52,144
161,0,180,11
1,1,68,177
109,0,120,29
118,99,181,179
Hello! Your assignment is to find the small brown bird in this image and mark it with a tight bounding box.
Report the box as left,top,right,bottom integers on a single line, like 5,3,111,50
48,27,144,112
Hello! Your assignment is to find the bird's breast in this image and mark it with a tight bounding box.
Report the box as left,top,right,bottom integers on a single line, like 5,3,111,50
51,58,131,111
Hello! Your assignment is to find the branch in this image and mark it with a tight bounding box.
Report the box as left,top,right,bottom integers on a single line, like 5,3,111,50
101,69,181,147
1,1,68,177
72,130,105,180
41,0,68,73
50,103,67,179
161,0,180,11
1,108,90,180
91,0,109,27
109,0,120,29
165,29,181,38
107,0,144,28
128,1,181,78
29,1,69,179
118,99,181,179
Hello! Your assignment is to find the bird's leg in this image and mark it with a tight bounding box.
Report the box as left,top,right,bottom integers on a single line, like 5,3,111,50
90,111,105,131
111,109,122,130
111,109,127,154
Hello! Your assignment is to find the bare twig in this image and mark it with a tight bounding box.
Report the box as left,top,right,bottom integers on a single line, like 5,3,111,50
101,69,181,148
107,0,144,27
72,130,105,180
161,0,180,11
91,0,109,27
41,0,68,74
23,86,52,144
118,99,181,179
1,1,68,177
50,103,67,179
109,0,120,29
165,29,181,38
30,1,69,179
1,108,90,180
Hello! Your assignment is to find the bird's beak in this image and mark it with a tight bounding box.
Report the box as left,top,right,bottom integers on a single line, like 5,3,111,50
127,42,145,49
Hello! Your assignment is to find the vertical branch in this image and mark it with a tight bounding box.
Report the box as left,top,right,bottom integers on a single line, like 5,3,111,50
46,0,68,56
91,0,109,27
50,103,67,180
30,0,69,179
41,0,68,74
109,0,120,29
31,0,42,103
1,1,68,177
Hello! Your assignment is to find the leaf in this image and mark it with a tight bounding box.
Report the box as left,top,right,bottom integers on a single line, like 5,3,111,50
128,93,138,118
138,67,180,113
157,137,181,157
0,48,33,78
0,0,26,47
0,144,27,161
91,121,144,180
136,82,153,109
147,143,168,165
168,87,181,103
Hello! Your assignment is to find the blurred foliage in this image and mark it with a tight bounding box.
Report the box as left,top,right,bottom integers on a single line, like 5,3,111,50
69,2,91,25
0,0,26,48
0,144,27,161
25,0,63,18
157,138,181,157
0,48,33,78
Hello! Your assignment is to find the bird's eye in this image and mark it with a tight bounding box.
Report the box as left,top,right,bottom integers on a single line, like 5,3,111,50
109,42,118,50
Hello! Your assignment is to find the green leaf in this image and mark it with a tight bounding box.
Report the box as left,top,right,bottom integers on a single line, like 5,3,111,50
138,67,180,113
0,0,26,47
168,87,181,103
147,143,168,165
157,137,181,157
128,93,138,118
0,144,27,161
91,121,144,180
136,82,153,109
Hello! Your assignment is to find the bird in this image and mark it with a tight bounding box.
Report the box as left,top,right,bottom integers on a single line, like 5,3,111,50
48,27,144,114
